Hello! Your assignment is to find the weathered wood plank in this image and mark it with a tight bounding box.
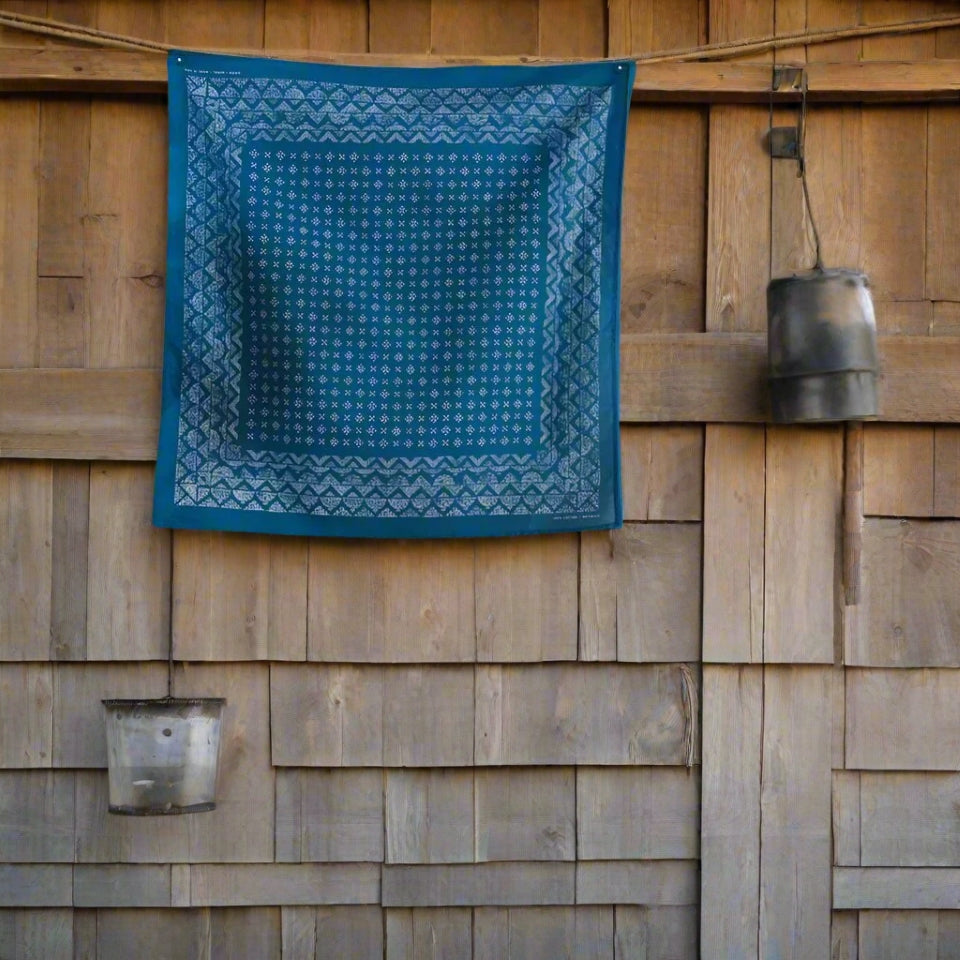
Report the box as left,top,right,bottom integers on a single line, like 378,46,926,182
37,277,86,367
7,334,960,462
614,905,699,960
475,767,575,861
614,522,702,662
173,531,308,661
86,100,166,367
576,860,698,905
280,907,316,960
473,906,613,960
0,664,53,768
763,427,842,663
620,333,768,421
0,368,160,459
37,98,89,278
859,910,938,960
621,426,704,522
90,909,206,959
934,426,960,517
264,0,368,51
210,907,283,960
806,106,862,266
86,463,170,660
0,909,72,960
385,769,473,864
189,864,380,906
164,0,264,48
385,908,471,960
430,0,539,55
831,910,859,960
271,664,384,766
577,767,699,860
927,106,960,301
50,462,89,659
847,669,960,770
845,519,960,667
0,461,52,658
0,98,39,366
0,770,75,861
700,665,762,959
475,664,696,766
608,0,703,57
73,865,171,908
276,769,384,863
578,531,617,660
2,46,960,96
384,667,475,766
834,869,960,909
863,425,935,516
540,0,606,57
702,425,764,662
576,767,700,860
291,907,384,960
274,665,475,767
0,865,72,907
308,539,475,662
475,534,578,662
833,771,861,866
861,772,960,866
862,106,928,302
759,667,834,959
620,106,706,334
382,863,574,907
706,106,769,332
368,0,430,54
173,663,275,862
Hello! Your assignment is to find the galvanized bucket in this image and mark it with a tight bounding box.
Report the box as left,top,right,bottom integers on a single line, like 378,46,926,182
102,697,225,815
767,268,879,423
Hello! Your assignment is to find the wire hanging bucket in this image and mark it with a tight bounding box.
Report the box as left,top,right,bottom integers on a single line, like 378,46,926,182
102,697,225,815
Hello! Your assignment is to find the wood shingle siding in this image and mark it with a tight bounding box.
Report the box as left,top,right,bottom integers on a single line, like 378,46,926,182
2,0,960,956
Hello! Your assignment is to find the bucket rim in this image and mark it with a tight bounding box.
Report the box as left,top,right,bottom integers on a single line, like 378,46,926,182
767,267,868,291
102,697,226,708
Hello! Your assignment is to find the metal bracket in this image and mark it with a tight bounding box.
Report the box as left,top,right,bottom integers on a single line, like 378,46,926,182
772,65,804,93
767,126,799,158
767,66,806,159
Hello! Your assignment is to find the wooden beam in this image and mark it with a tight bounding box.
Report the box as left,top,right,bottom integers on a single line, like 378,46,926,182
1,335,959,460
1,48,960,102
0,368,159,459
621,333,960,424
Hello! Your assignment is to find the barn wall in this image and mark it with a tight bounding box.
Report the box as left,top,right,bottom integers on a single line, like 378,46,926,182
0,1,959,958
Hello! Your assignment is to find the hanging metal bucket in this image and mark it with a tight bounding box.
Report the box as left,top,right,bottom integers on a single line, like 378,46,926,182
102,697,225,815
767,268,879,423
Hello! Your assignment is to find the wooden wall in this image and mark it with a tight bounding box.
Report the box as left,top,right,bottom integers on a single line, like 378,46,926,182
1,0,960,957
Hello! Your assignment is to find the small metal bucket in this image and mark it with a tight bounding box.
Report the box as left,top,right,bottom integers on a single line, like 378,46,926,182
102,697,225,815
767,268,879,423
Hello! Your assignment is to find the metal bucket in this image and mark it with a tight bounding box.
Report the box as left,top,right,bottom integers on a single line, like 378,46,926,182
102,697,225,815
767,268,879,423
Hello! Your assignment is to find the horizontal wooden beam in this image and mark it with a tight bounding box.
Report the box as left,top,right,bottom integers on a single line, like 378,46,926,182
1,47,959,102
1,336,957,459
621,333,960,423
0,368,160,459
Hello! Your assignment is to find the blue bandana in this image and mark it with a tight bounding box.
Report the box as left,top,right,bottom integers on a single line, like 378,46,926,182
154,51,633,537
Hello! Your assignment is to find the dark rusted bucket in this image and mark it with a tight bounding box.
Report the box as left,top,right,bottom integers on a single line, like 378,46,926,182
767,268,879,423
102,697,225,815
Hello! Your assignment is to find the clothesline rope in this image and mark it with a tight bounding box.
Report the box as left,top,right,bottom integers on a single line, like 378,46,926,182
1,7,960,63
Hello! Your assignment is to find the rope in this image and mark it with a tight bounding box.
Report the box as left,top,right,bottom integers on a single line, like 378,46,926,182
2,7,960,63
635,14,960,64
